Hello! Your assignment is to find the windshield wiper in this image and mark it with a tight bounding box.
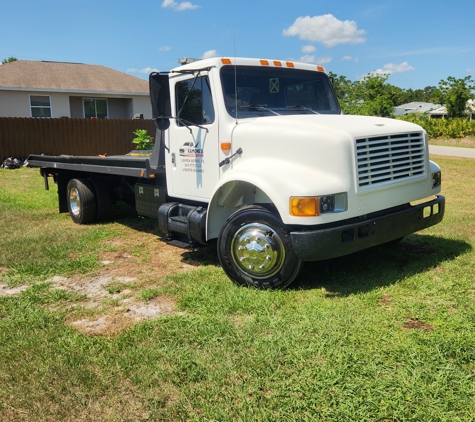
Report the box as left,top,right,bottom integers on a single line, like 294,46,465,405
240,104,280,116
286,105,319,114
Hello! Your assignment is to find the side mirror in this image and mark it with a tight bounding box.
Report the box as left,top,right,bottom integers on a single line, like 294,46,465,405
149,72,171,130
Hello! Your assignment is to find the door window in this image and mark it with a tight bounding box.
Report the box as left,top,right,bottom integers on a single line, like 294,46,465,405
175,76,215,126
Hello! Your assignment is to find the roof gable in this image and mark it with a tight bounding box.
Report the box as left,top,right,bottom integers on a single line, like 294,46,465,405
0,60,149,95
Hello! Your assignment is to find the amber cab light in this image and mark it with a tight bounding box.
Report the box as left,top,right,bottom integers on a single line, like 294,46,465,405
220,142,232,152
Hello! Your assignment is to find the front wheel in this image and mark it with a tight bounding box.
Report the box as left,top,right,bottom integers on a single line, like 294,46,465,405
217,206,302,289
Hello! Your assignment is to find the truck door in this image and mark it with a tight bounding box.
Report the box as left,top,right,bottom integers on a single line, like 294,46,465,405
166,73,219,201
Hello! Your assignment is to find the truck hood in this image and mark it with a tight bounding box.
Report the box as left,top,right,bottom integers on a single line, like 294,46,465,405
233,114,424,141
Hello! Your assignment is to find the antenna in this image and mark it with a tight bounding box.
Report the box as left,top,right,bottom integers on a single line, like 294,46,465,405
234,39,238,124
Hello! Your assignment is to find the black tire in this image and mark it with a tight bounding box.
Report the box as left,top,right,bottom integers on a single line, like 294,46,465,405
217,206,302,289
66,178,97,224
89,178,112,221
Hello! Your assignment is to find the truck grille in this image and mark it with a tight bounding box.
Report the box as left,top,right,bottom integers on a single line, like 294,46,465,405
356,132,425,188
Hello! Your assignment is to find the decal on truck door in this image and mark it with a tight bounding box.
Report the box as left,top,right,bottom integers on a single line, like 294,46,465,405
180,140,205,173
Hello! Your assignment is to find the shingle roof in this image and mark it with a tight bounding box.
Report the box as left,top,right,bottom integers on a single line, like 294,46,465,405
0,60,149,95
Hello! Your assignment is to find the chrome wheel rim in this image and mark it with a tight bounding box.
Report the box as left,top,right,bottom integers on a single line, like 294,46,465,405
69,187,81,217
231,223,285,279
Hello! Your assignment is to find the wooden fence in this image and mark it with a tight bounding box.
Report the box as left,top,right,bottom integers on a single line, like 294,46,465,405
0,118,157,161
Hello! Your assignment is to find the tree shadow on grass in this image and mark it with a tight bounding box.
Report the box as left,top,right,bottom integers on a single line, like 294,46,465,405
293,234,471,296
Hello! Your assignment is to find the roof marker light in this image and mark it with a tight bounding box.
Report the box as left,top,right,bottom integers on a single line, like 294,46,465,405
260,60,269,66
286,62,295,68
273,61,282,67
221,58,232,64
317,65,325,71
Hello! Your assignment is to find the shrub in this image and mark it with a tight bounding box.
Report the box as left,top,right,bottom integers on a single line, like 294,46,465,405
397,115,475,139
132,129,154,150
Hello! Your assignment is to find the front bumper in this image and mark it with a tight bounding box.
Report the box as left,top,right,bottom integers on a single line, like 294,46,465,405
290,195,445,261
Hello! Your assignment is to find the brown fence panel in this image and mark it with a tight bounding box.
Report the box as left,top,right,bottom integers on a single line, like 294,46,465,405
0,118,157,161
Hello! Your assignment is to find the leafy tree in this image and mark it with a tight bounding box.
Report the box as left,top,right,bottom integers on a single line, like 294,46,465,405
1,56,17,64
345,73,401,117
328,72,354,104
422,86,438,102
434,76,475,118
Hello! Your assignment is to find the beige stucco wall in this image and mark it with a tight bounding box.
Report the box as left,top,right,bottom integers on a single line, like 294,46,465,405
0,90,152,119
0,91,31,117
132,96,152,119
0,90,71,118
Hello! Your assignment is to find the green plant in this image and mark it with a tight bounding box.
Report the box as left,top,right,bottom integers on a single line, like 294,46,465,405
1,56,17,64
132,129,154,150
434,76,475,118
397,115,475,139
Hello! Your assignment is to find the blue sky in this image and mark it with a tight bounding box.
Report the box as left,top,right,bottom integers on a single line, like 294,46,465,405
1,0,474,90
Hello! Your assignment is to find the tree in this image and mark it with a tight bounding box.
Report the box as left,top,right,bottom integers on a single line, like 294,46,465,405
1,56,18,64
434,76,475,118
328,72,354,103
344,73,401,117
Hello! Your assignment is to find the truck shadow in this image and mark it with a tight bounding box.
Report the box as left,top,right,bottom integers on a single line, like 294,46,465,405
112,208,470,294
294,234,471,296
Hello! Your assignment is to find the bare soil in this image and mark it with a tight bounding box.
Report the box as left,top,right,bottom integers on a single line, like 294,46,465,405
0,228,218,337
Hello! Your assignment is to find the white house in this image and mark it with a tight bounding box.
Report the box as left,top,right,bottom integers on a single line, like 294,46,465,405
393,102,442,117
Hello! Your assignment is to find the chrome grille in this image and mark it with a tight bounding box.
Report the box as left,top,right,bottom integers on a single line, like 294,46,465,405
356,132,425,188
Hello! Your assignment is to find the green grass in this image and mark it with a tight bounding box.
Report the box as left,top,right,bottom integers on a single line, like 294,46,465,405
1,163,474,421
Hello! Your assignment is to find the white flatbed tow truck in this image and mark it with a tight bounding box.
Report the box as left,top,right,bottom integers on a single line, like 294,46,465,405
28,57,445,289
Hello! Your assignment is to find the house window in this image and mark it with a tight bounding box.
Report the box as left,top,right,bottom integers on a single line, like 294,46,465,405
30,95,52,118
84,98,108,119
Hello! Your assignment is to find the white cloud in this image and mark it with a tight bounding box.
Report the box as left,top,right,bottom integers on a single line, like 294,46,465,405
342,55,352,61
302,45,316,53
161,0,200,11
283,14,366,48
370,61,415,76
201,50,218,59
159,46,172,52
128,67,159,74
467,67,475,74
299,55,332,65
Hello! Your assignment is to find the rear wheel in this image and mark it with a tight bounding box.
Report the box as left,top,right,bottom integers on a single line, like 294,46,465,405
218,206,302,289
89,178,112,221
67,178,97,224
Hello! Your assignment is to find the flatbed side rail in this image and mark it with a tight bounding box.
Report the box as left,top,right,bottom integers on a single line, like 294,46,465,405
27,154,165,178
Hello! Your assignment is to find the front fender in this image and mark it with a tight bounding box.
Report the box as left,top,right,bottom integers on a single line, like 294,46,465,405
206,157,347,239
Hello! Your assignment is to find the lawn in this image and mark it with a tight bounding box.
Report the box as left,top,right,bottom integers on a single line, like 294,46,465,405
0,156,474,421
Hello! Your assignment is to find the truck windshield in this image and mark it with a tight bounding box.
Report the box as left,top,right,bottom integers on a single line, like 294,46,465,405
221,65,341,118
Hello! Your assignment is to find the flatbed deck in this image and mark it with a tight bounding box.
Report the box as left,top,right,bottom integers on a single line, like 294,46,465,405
27,153,165,178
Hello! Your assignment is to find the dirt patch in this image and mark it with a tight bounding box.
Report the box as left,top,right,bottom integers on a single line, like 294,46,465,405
379,294,392,305
68,295,184,336
0,230,217,336
403,318,434,332
0,283,29,297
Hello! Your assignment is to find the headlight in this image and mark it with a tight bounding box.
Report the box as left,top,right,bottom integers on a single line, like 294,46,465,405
290,193,347,216
432,171,441,189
